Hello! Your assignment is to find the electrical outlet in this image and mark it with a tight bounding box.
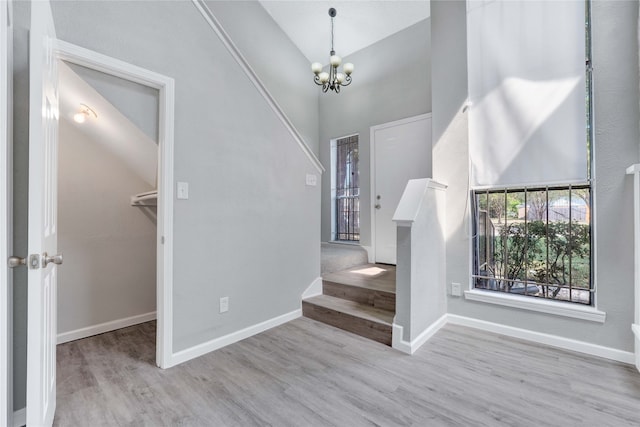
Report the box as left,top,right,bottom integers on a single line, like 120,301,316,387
451,283,461,297
306,174,317,186
219,296,229,313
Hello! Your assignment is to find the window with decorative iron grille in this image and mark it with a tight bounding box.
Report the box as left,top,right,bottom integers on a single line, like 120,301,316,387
472,186,592,305
469,1,594,306
334,135,359,241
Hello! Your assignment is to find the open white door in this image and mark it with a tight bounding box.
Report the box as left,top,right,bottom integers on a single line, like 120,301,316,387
371,114,431,264
1,1,13,425
27,1,59,426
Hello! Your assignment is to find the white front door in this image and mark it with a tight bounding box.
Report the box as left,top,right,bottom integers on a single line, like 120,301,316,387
372,114,431,264
1,1,13,425
27,1,59,426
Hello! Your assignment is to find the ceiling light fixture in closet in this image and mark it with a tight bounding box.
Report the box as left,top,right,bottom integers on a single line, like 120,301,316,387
311,7,354,93
73,103,98,124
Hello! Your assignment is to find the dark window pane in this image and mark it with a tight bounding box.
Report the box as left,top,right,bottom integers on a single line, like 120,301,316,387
335,135,359,242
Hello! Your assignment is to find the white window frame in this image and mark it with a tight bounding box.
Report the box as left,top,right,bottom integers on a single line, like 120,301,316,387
330,133,360,244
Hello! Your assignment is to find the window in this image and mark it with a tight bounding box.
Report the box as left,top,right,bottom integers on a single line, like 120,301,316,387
333,135,359,241
467,1,594,306
473,186,592,305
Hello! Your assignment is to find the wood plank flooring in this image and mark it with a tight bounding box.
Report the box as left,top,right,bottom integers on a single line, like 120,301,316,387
322,264,396,294
302,295,393,345
54,318,640,426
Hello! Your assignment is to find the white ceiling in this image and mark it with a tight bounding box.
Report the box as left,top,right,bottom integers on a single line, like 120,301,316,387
259,1,430,65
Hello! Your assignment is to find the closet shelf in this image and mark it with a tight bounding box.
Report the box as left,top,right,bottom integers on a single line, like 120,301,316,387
131,190,157,207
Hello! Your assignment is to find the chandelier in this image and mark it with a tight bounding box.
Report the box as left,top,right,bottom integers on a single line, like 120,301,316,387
311,8,354,93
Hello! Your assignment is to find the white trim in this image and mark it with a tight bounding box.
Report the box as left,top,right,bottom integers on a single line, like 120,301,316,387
302,277,323,299
168,309,301,368
392,314,448,355
634,324,640,372
54,40,175,369
191,0,324,174
464,289,606,323
56,312,157,345
1,1,13,425
330,133,359,242
626,164,640,372
447,314,634,364
360,245,374,263
13,407,25,427
370,113,432,264
328,240,360,246
330,138,337,240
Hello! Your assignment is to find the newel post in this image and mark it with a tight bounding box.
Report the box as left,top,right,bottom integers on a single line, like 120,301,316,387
391,178,448,354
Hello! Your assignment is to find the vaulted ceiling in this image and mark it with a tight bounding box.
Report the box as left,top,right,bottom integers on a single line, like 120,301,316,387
259,1,430,65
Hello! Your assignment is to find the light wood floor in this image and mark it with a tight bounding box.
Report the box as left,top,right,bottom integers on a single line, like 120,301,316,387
55,318,640,426
322,263,396,293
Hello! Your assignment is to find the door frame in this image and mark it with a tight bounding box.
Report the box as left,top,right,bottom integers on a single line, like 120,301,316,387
54,40,175,368
1,0,13,424
369,113,432,264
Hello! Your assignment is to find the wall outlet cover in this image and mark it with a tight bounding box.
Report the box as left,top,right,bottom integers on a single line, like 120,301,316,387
306,174,317,186
219,296,229,313
177,181,189,199
451,283,461,297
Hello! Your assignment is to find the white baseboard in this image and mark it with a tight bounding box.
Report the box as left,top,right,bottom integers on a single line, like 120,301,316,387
302,277,323,299
392,314,448,354
634,324,640,372
57,311,157,345
361,245,373,263
13,407,25,427
447,314,635,365
169,309,301,367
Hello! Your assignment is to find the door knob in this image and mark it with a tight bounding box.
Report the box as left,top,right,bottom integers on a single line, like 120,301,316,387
8,256,26,268
375,204,381,209
43,252,63,267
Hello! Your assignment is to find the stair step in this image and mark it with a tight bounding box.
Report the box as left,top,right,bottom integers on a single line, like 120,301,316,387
302,295,393,346
323,281,395,311
321,264,396,311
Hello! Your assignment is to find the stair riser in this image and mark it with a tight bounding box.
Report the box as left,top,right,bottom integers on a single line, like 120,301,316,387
323,281,395,311
302,301,392,346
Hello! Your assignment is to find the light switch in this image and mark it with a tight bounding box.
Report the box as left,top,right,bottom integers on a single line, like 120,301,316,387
306,174,317,186
177,182,189,200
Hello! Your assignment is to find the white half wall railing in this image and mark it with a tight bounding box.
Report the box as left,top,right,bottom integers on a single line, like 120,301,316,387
392,178,448,354
626,164,640,372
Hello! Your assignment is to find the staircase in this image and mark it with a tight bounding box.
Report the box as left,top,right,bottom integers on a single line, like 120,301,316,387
303,264,396,346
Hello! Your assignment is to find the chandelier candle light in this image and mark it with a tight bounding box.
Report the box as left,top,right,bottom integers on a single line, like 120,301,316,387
311,8,354,93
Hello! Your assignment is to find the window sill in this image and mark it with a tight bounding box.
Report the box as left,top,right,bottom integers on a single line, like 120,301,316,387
329,240,361,246
464,289,606,323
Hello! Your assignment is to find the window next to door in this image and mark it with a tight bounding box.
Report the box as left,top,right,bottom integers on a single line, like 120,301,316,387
331,134,360,242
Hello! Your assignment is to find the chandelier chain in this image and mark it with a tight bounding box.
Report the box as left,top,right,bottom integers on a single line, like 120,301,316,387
330,15,334,52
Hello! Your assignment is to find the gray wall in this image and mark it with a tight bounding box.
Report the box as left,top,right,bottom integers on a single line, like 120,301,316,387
319,19,432,247
57,119,156,336
66,63,160,144
13,0,321,410
431,0,640,352
204,0,320,156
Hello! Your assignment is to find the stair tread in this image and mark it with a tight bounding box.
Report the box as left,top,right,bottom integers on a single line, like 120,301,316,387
322,263,396,294
304,294,394,326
